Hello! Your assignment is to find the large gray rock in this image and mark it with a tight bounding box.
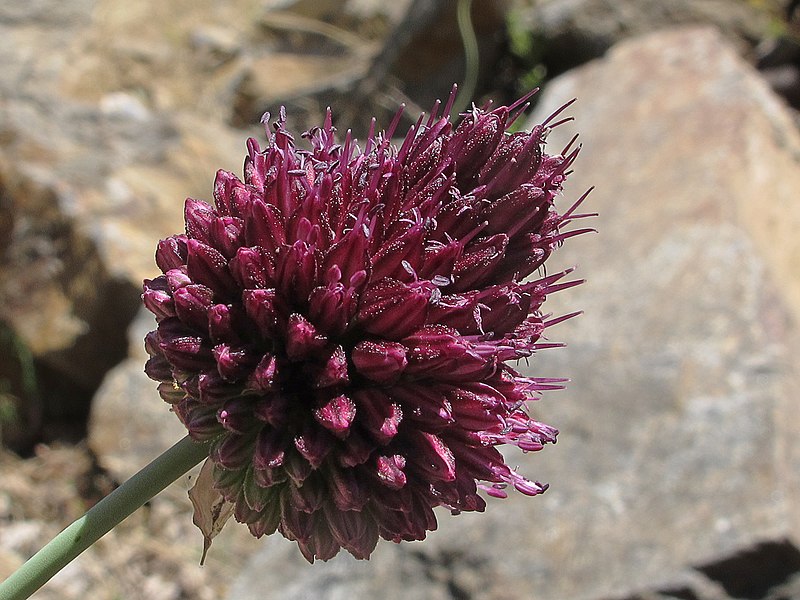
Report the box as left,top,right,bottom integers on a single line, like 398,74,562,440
521,25,800,600
225,26,800,600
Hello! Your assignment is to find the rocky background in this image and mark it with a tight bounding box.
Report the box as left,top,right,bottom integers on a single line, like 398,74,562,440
2,0,800,598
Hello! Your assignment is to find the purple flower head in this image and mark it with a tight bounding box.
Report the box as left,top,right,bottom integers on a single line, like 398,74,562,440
143,89,591,562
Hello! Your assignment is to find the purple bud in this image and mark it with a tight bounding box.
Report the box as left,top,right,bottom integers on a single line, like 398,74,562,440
213,344,258,382
285,313,327,361
207,303,240,344
406,431,456,482
165,267,191,293
244,200,286,254
209,217,244,259
356,278,433,339
249,354,278,393
294,422,334,469
172,284,213,332
352,389,402,445
287,473,325,513
451,234,508,292
186,239,237,297
326,467,369,512
229,246,275,290
213,169,247,216
479,128,544,200
313,394,356,438
243,289,280,340
176,399,223,440
313,346,349,388
370,222,425,281
252,394,290,430
155,235,189,272
157,318,214,371
481,185,546,236
217,398,254,434
198,371,243,405
283,448,313,486
144,352,173,382
448,108,506,186
212,432,255,470
389,384,453,430
375,454,407,490
254,426,286,470
142,276,175,321
322,225,370,288
351,341,407,384
403,325,491,381
184,198,216,243
275,240,318,305
156,380,185,404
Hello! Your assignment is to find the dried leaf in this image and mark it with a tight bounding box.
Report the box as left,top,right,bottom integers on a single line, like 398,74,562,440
188,458,235,565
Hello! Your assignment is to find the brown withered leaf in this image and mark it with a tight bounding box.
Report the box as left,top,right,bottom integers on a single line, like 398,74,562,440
188,458,235,565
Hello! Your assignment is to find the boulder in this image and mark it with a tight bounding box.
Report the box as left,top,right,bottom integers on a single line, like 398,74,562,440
87,307,188,484
0,97,244,451
513,0,770,77
226,26,800,600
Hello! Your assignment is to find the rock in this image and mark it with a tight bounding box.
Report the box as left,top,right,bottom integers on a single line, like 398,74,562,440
0,441,260,600
0,99,244,450
344,0,414,25
88,307,188,483
0,0,93,26
0,0,247,450
224,26,800,600
756,24,800,110
189,25,242,69
519,25,800,599
227,543,454,600
515,0,770,78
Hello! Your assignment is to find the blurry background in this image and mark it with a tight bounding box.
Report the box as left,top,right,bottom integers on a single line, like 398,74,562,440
2,0,800,598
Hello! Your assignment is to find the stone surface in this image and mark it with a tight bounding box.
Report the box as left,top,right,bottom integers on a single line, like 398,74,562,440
225,26,800,600
0,442,261,600
0,0,247,450
515,0,770,77
87,307,188,483
5,2,800,598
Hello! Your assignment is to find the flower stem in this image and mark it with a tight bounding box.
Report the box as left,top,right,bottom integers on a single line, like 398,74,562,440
0,435,209,600
453,0,479,115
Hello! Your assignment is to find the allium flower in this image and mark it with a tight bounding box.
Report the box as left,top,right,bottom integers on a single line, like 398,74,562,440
142,90,590,562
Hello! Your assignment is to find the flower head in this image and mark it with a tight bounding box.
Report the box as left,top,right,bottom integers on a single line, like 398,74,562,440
142,89,590,562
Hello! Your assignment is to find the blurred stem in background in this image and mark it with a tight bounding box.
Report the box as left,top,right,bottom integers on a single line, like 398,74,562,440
0,325,40,449
453,0,479,116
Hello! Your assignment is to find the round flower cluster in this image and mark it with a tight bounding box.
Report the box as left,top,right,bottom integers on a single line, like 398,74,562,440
143,91,589,562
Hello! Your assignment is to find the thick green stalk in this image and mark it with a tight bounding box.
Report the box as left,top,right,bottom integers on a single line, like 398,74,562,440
0,435,209,600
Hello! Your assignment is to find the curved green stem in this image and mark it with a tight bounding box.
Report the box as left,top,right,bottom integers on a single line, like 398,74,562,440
454,0,479,116
0,435,209,600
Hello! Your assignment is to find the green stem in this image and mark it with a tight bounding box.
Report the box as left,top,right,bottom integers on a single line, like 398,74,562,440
0,435,209,600
454,0,479,116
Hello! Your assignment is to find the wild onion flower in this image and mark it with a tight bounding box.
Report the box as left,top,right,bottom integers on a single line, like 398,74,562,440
142,90,590,562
